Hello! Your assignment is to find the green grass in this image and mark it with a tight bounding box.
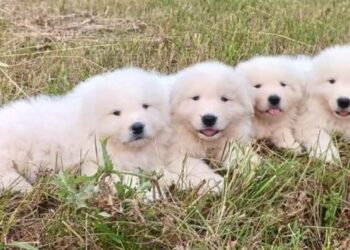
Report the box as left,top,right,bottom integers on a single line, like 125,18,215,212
1,0,350,249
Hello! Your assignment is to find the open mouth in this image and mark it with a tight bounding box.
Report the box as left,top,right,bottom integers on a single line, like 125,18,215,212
265,108,283,116
336,111,350,117
130,135,145,141
199,128,220,137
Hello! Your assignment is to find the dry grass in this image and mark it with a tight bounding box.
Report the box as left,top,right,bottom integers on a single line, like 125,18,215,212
1,0,350,249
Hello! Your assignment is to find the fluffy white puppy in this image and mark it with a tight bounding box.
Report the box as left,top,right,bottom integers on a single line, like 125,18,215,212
165,61,255,194
294,45,350,162
0,68,170,192
236,56,305,150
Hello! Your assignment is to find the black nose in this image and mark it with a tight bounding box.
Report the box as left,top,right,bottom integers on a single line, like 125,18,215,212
130,122,145,135
337,97,350,109
268,95,281,106
202,114,217,127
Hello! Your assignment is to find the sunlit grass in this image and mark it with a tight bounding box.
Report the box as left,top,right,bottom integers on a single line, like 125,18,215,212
1,0,350,248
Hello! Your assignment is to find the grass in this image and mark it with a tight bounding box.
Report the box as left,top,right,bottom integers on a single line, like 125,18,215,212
1,0,350,249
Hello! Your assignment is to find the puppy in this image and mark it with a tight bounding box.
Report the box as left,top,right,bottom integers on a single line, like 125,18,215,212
165,61,255,194
294,45,350,162
0,68,170,192
236,56,305,150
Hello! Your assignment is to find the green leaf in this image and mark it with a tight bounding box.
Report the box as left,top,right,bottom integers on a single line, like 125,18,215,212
101,139,114,173
54,171,75,194
139,180,152,192
6,242,38,250
98,211,112,218
0,62,8,68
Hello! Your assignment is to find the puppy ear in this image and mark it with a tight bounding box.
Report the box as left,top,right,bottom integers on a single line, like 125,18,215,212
291,81,304,100
234,72,255,116
302,69,319,98
291,57,315,98
72,76,103,130
155,77,172,122
169,89,181,115
242,88,255,116
166,74,182,112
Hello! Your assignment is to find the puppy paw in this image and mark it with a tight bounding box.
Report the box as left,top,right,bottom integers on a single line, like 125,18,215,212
275,140,303,153
325,151,341,163
309,148,340,163
187,173,224,195
15,181,33,193
143,187,165,202
23,182,34,192
120,175,141,189
207,177,225,195
0,179,33,194
247,152,262,166
223,145,261,169
99,174,140,194
288,143,304,155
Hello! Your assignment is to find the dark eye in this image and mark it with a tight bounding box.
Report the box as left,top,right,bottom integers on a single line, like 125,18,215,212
192,96,200,101
254,84,262,89
280,82,287,87
328,79,336,84
142,104,149,109
221,96,229,102
112,110,121,116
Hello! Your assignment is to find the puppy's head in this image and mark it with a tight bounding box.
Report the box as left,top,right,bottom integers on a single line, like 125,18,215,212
78,68,170,147
171,61,253,141
237,56,304,120
310,45,350,119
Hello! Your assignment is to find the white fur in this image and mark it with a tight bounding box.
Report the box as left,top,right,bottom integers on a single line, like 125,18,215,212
0,68,170,192
294,45,350,162
166,61,255,194
236,56,305,150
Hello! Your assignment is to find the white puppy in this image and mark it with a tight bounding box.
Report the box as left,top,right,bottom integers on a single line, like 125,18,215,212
165,61,255,194
236,56,305,150
294,45,350,162
0,68,170,192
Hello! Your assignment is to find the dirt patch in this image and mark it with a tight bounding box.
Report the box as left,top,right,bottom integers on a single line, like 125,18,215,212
1,0,147,41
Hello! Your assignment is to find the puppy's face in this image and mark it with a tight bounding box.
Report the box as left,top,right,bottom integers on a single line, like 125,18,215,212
313,77,350,119
237,57,303,119
81,69,169,147
171,62,253,141
311,46,350,119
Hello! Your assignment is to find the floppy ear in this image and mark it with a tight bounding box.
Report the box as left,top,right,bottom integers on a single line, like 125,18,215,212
167,75,184,114
291,57,316,98
303,70,319,98
155,79,172,123
169,86,182,115
73,76,106,131
241,87,255,117
158,73,181,113
77,87,101,130
233,72,255,116
291,81,304,100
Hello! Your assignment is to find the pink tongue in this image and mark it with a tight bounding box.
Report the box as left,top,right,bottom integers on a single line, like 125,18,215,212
202,128,217,137
268,108,281,116
339,111,349,117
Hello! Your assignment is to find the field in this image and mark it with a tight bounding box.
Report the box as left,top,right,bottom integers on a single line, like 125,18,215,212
1,0,350,249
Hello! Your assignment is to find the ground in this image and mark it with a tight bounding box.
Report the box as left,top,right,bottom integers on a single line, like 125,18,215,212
1,0,350,249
